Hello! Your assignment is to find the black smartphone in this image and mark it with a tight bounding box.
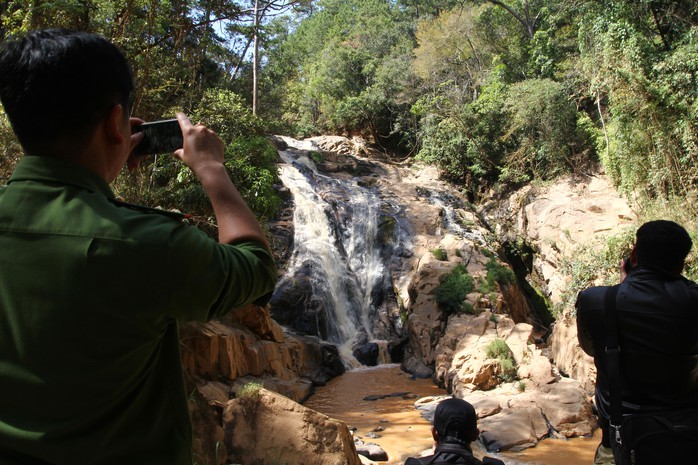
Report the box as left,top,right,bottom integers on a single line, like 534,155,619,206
132,119,183,155
624,257,634,273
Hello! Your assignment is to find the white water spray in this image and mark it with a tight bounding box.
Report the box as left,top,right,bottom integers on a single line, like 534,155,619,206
275,137,388,367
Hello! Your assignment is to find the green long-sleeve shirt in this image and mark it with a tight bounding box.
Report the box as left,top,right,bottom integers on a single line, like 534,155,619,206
0,156,277,464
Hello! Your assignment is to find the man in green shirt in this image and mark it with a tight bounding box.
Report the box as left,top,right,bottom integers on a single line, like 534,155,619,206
0,29,277,464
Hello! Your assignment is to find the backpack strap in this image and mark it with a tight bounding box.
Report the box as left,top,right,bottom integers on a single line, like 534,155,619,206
604,284,623,447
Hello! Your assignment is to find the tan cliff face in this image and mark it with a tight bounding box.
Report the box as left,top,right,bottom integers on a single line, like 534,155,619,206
481,175,635,391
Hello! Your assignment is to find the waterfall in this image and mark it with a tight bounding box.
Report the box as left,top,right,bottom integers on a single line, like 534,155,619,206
273,137,389,367
418,187,488,245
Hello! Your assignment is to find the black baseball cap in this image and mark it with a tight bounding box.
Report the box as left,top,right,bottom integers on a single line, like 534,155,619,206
433,397,478,440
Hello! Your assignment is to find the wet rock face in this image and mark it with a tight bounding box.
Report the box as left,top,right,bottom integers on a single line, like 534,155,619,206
269,261,331,339
353,340,380,366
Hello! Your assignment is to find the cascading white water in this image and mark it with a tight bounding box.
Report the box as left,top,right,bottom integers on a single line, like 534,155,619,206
424,190,488,244
275,137,388,367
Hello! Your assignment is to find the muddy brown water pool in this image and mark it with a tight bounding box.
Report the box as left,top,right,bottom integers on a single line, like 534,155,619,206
303,364,598,465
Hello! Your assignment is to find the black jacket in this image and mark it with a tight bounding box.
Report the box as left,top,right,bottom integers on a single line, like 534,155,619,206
404,443,505,465
576,266,698,419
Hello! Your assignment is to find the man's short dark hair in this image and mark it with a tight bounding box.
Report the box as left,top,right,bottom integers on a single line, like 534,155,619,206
433,397,478,444
0,29,134,156
635,220,692,272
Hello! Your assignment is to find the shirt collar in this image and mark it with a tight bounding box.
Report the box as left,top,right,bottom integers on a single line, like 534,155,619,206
8,156,115,199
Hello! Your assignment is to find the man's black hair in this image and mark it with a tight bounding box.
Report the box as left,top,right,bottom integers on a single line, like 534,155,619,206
635,220,692,273
0,29,134,156
433,397,478,445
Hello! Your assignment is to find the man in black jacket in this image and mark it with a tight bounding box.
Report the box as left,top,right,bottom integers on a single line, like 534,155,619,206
404,397,504,465
576,220,698,464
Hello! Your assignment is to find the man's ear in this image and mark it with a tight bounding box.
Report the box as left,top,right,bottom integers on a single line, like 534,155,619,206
431,426,439,443
104,104,126,145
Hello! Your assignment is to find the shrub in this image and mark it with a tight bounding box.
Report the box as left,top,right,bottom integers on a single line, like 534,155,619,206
309,151,323,164
485,338,511,359
485,258,516,287
236,381,263,401
434,264,475,314
478,257,517,293
461,301,478,315
485,338,518,383
432,248,448,261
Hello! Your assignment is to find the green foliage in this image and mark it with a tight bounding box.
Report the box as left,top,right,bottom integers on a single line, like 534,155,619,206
486,257,516,285
461,301,478,315
193,89,267,141
431,248,448,261
501,78,595,184
225,137,280,219
308,151,323,164
413,6,490,95
434,264,475,314
577,3,698,203
485,337,518,382
0,109,22,184
236,381,263,400
478,256,516,293
414,76,510,200
485,337,510,359
268,0,417,148
557,226,636,316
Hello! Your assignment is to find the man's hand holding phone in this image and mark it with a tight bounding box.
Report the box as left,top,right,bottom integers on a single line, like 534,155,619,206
132,119,184,156
127,113,224,175
172,113,225,175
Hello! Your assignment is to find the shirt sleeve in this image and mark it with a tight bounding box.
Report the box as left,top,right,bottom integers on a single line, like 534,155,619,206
162,223,278,322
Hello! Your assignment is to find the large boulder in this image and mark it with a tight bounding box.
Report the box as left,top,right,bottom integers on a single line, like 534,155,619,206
478,399,550,452
532,377,595,437
223,388,362,465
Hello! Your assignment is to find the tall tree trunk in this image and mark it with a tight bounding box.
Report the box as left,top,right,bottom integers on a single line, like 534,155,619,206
596,92,609,163
252,0,260,115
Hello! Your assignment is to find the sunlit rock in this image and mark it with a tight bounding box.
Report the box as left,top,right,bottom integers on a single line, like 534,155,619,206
223,388,362,465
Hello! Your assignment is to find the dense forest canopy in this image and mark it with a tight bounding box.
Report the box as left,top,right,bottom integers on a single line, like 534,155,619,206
1,0,697,215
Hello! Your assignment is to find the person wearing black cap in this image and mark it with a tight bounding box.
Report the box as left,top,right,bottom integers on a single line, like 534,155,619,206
404,397,505,465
